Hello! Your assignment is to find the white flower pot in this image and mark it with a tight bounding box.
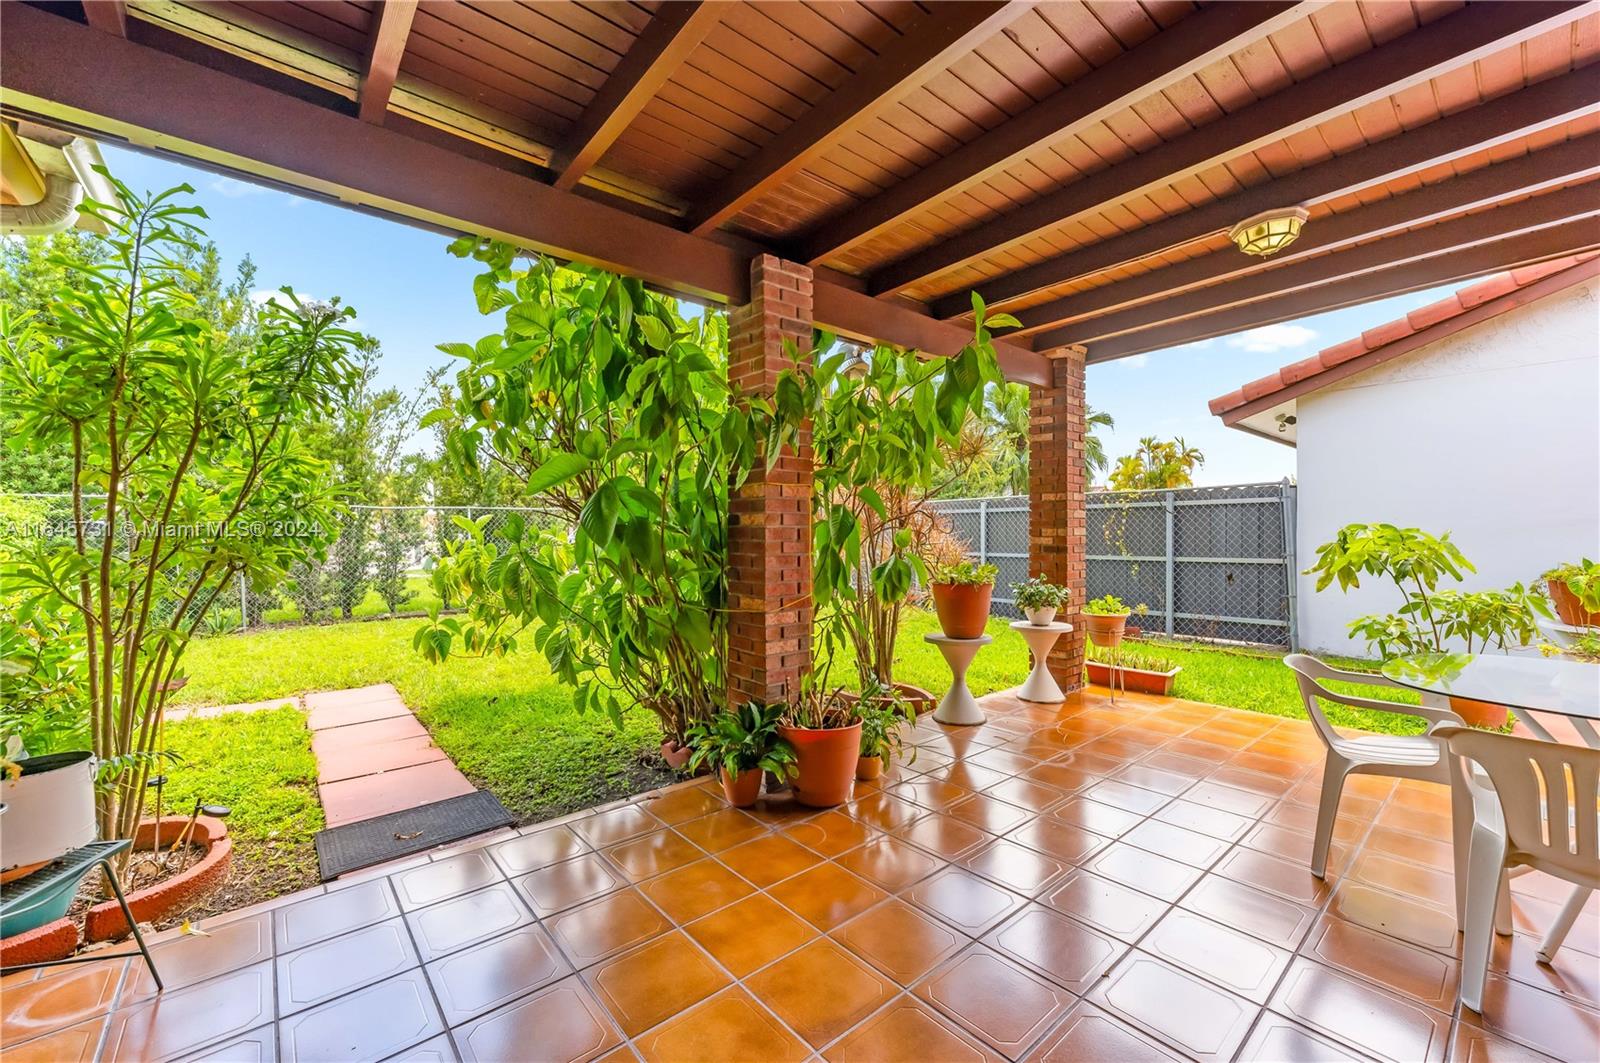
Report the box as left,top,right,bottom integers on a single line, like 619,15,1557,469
1023,605,1057,626
1,751,98,878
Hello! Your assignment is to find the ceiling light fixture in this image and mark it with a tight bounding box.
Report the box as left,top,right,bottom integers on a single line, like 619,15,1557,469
1229,207,1310,257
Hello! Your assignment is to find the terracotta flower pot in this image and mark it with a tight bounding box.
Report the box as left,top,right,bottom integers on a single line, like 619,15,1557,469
778,722,862,808
1547,579,1600,627
855,755,883,781
931,582,993,639
1085,660,1181,696
1124,625,1143,639
1448,696,1510,730
1083,612,1128,649
660,740,692,770
720,767,762,807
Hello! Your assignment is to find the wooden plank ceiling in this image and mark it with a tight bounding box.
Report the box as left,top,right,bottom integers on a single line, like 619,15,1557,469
5,0,1599,367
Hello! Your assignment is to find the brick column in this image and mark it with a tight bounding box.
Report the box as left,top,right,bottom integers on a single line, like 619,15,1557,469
727,255,813,708
1029,348,1087,694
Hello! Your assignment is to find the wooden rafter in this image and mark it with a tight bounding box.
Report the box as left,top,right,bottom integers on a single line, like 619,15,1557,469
552,2,722,192
358,0,416,125
793,0,1317,265
868,1,1591,298
932,70,1600,320
684,1,1024,236
1012,137,1600,336
80,0,126,38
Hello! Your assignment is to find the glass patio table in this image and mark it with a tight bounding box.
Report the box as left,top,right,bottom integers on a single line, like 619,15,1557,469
1381,653,1600,746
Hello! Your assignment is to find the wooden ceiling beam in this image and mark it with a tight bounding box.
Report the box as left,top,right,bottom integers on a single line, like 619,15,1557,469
932,69,1600,320
793,0,1318,265
869,1,1590,298
358,0,416,125
1082,217,1600,362
551,2,722,192
684,1,1025,236
0,3,1048,385
1013,136,1600,335
1038,185,1600,354
80,1,126,38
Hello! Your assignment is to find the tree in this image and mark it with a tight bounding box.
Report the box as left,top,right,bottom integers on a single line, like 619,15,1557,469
1108,436,1204,491
937,383,1115,496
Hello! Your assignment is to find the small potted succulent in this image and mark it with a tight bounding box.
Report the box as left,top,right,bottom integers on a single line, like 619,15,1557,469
855,680,917,781
1082,594,1134,649
1012,574,1068,626
929,560,998,639
685,702,797,808
1542,559,1600,627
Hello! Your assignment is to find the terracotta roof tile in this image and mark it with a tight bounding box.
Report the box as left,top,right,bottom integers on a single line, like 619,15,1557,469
1208,254,1599,418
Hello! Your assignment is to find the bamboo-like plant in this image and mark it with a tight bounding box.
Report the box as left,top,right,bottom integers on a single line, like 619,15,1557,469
0,177,360,851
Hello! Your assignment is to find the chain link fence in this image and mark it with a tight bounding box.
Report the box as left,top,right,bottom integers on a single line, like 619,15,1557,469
929,481,1298,648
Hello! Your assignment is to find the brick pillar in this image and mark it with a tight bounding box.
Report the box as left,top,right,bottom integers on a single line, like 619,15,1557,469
1029,348,1087,694
727,255,813,707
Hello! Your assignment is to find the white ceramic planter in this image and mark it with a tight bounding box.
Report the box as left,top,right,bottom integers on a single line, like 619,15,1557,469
1,751,98,875
1023,605,1057,626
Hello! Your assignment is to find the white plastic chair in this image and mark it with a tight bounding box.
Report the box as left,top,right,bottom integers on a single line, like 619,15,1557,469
1435,726,1600,1011
1284,655,1468,900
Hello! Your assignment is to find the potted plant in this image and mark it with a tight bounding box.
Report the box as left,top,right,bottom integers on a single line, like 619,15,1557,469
1542,559,1600,627
1082,594,1134,649
1013,574,1068,626
1084,643,1182,696
776,679,863,808
855,680,917,781
929,560,998,639
685,703,796,807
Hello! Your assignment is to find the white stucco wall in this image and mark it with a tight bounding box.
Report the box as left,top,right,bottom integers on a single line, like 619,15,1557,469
1295,276,1600,655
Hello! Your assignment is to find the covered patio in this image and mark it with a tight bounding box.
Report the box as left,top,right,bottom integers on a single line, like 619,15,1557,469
3,0,1599,1059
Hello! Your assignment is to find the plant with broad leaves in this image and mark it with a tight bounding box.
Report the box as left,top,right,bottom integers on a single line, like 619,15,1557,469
685,701,796,782
0,176,361,853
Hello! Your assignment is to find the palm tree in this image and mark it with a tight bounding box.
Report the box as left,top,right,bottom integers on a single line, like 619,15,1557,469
980,384,1115,491
1084,406,1114,482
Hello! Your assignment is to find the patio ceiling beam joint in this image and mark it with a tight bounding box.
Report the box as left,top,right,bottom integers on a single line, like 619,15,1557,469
357,0,416,125
80,1,126,38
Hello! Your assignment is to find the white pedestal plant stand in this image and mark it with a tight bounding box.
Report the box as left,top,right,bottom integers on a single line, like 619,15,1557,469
923,633,992,726
1010,620,1073,703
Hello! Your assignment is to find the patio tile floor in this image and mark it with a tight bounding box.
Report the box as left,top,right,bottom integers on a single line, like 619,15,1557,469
5,686,1599,1061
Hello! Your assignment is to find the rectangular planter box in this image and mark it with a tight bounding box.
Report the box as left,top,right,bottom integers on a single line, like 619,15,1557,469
1086,660,1181,696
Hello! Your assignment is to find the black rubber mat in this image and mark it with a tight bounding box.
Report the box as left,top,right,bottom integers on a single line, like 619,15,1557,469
314,790,515,880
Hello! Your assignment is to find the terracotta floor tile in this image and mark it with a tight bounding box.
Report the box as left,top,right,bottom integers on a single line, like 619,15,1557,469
1212,847,1334,908
783,808,876,857
1350,851,1456,909
1139,909,1292,1004
1184,780,1275,818
0,964,124,1048
390,849,503,911
1235,1013,1372,1062
1178,875,1317,951
916,945,1074,1059
1049,796,1143,838
967,748,1045,777
837,835,944,892
487,824,589,876
947,794,1035,835
107,962,276,1063
514,852,624,916
1464,972,1600,1062
985,903,1127,995
717,832,822,887
825,994,999,1062
452,975,620,1063
982,776,1066,814
961,838,1071,895
572,804,664,848
674,807,766,852
1087,953,1258,1063
893,777,977,812
1491,929,1600,1009
834,898,964,986
1303,915,1459,1011
933,762,1013,792
1083,842,1204,903
1021,760,1100,794
907,867,1027,936
768,861,889,931
637,857,754,922
637,784,725,825
546,888,671,967
585,930,731,1037
685,893,817,977
386,1033,455,1062
1452,1019,1563,1062
602,828,706,882
847,789,926,832
273,878,399,952
1124,820,1231,870
1152,799,1254,843
318,761,476,827
1325,883,1459,955
1269,958,1450,1062
1005,816,1111,866
310,715,429,757
1263,797,1368,844
633,986,809,1063
277,918,418,1016
1022,1002,1186,1063
405,881,533,962
895,812,993,860
1364,825,1455,871
1041,868,1168,942
1,1018,107,1063
1112,763,1199,797
424,924,569,1026
746,938,897,1047
1079,779,1170,816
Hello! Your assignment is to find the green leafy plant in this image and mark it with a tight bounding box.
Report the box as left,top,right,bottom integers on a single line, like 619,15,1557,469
1085,641,1177,672
1083,594,1132,616
931,560,997,586
685,701,796,781
1108,436,1204,491
0,177,360,850
1012,575,1068,612
1543,558,1600,613
855,677,917,762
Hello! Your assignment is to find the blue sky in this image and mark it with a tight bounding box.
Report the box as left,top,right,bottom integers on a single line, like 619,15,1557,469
104,143,1453,486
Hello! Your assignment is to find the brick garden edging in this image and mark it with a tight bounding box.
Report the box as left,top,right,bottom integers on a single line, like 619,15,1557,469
0,916,78,966
84,815,232,942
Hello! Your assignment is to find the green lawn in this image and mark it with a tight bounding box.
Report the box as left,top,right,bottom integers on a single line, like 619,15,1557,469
256,574,440,625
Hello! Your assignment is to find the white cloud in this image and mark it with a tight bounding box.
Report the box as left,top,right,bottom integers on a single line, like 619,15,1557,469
1123,353,1149,368
209,177,270,198
1226,324,1317,353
